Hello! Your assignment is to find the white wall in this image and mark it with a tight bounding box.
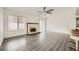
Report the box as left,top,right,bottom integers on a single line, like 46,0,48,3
4,7,77,38
0,8,3,46
47,7,76,34
4,8,39,38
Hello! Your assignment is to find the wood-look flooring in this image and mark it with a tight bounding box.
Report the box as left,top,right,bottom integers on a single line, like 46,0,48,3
0,31,75,51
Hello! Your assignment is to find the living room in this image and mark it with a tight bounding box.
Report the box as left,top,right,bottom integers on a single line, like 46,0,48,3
0,7,79,51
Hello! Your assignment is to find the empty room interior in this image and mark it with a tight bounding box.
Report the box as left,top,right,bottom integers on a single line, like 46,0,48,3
0,7,79,51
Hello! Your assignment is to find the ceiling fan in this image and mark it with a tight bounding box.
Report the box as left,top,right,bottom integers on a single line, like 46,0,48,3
37,7,54,15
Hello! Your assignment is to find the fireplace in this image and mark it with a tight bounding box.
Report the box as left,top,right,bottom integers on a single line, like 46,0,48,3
27,23,40,35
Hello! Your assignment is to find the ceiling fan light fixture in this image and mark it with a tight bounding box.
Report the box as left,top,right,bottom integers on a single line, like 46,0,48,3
43,12,47,15
37,7,54,15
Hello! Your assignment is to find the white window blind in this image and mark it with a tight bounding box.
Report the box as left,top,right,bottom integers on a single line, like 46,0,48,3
8,15,26,31
8,15,17,31
18,16,26,30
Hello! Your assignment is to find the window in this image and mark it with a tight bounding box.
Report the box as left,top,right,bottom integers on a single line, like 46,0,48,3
8,15,18,31
8,15,26,31
18,16,26,30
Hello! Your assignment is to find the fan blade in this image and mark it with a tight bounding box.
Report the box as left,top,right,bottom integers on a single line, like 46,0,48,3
46,11,52,14
47,9,54,12
43,7,46,11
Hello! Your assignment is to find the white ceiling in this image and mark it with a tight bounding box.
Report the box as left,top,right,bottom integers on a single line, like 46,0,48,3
6,7,55,14
6,7,77,15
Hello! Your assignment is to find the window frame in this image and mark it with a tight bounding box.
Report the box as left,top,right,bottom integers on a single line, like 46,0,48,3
8,15,26,31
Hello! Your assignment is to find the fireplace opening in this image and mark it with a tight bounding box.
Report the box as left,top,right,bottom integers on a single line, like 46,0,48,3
30,27,37,32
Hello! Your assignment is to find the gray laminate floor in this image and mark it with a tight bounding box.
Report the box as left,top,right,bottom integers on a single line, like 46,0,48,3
0,31,75,51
